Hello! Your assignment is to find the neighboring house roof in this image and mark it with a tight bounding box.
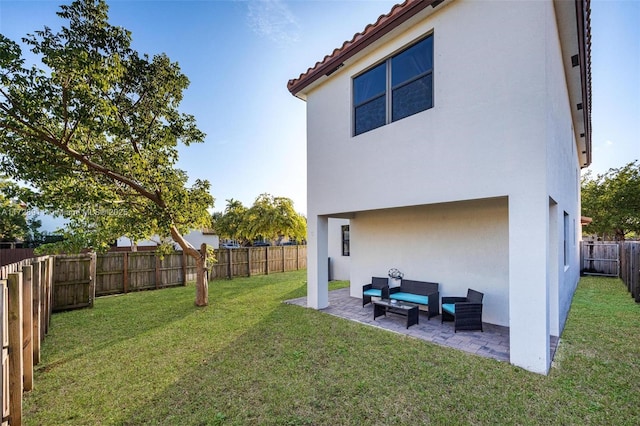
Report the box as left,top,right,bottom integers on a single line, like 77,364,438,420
287,0,592,167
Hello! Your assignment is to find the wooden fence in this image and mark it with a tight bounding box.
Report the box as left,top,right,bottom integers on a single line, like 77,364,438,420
0,256,55,426
210,246,307,280
620,242,640,302
53,247,306,302
0,249,35,268
53,251,198,307
581,240,640,303
581,241,620,276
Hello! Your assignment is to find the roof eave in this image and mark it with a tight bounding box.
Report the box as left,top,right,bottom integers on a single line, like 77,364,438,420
287,0,440,98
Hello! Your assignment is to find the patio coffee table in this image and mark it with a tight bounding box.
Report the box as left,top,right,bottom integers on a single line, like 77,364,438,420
373,298,419,329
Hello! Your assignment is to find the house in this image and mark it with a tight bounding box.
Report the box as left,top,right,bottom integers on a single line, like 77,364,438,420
287,0,591,374
116,229,219,251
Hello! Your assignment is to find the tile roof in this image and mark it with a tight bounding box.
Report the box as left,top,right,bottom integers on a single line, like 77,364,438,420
287,0,440,97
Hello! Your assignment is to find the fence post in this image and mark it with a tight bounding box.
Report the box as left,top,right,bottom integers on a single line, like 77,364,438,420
22,265,33,392
181,251,187,286
32,261,41,366
123,252,129,293
47,257,54,331
8,272,23,425
89,253,97,308
282,246,285,273
247,248,252,277
1,279,8,423
629,242,640,303
227,249,232,280
155,254,161,289
265,248,269,275
40,261,48,340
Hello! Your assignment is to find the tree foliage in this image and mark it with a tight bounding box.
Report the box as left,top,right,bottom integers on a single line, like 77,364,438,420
0,0,213,304
581,160,640,240
212,194,306,244
213,199,247,242
0,178,28,241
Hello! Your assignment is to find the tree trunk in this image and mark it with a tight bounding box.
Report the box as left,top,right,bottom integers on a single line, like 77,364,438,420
195,243,208,306
170,226,208,306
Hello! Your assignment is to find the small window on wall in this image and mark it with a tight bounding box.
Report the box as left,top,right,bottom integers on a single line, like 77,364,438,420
341,225,350,256
564,212,570,266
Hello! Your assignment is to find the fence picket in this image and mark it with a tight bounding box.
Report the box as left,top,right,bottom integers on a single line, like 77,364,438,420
8,272,23,426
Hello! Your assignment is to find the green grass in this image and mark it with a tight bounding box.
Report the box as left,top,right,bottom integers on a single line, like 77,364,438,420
24,272,640,425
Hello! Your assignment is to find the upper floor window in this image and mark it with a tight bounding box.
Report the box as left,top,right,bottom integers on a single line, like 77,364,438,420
353,34,434,136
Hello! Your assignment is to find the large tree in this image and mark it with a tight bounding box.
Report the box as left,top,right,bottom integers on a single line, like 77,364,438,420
0,0,213,305
213,198,248,243
212,195,307,245
581,160,640,240
240,193,306,244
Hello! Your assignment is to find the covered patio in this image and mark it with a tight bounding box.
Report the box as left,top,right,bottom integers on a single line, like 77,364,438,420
286,288,560,364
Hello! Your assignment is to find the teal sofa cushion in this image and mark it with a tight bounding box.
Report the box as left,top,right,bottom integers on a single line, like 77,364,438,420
442,303,455,314
390,292,428,305
363,288,382,297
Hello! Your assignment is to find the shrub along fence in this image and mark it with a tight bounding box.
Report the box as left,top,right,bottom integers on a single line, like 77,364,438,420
0,256,55,426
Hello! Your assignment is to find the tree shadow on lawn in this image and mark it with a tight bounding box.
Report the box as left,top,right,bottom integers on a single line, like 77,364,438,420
119,278,640,425
25,271,313,424
26,275,640,425
118,305,557,426
119,303,429,425
40,271,307,369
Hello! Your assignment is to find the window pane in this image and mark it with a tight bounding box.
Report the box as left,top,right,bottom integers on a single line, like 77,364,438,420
391,36,433,87
341,225,350,256
355,95,386,135
353,63,386,105
392,74,432,122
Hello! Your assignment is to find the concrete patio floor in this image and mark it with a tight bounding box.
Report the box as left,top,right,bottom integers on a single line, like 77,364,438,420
285,287,559,365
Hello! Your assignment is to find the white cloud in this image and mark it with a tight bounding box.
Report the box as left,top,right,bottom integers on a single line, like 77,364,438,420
247,0,300,45
594,139,614,151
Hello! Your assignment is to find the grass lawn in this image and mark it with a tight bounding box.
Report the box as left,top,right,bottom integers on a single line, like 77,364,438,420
24,272,639,425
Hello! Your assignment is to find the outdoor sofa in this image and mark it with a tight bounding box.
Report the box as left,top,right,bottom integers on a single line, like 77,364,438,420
388,279,440,320
362,277,389,307
441,288,484,332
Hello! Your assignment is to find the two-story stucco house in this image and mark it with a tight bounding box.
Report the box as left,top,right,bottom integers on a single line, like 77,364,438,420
287,0,591,374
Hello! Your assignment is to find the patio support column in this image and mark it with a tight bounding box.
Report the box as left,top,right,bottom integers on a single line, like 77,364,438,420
307,214,329,309
509,194,550,374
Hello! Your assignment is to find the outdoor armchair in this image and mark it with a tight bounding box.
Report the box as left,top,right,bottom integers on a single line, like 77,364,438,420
362,277,389,307
441,288,484,332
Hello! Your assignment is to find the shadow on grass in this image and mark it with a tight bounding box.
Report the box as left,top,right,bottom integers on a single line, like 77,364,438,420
25,274,640,425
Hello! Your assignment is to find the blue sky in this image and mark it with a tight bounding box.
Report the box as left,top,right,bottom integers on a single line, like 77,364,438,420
1,0,638,231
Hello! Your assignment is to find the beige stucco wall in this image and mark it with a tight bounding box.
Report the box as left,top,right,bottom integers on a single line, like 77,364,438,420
306,0,548,217
328,218,350,281
350,198,509,326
